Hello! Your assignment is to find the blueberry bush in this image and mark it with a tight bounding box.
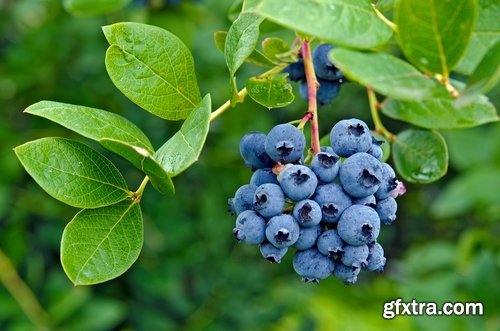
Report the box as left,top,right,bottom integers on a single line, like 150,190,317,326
1,0,499,330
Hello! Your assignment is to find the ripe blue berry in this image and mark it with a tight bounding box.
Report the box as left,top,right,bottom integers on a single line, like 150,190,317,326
253,183,285,218
367,136,384,160
278,165,318,201
330,118,372,157
374,163,398,200
310,151,340,183
365,242,386,272
352,195,376,207
339,152,383,198
293,224,322,250
320,146,335,154
313,183,352,223
299,79,342,106
317,229,345,258
232,184,257,215
265,123,306,163
233,210,266,244
333,262,360,285
312,44,343,81
292,199,322,227
250,168,279,186
337,205,381,246
284,58,305,82
240,131,274,170
259,241,288,263
341,244,369,268
293,248,335,283
375,197,397,225
266,214,300,248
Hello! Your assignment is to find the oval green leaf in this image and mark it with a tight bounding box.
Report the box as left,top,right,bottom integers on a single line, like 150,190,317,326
394,0,476,76
14,138,130,208
254,0,393,49
383,95,498,129
261,37,289,62
330,49,437,100
214,31,274,67
392,129,448,184
61,200,143,285
103,22,201,121
63,0,131,16
155,95,211,177
246,75,294,109
465,41,500,95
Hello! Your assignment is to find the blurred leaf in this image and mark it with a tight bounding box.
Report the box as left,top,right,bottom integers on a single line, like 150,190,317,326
455,0,500,75
61,200,143,285
22,102,173,195
463,251,500,309
243,0,260,11
155,95,211,177
431,167,500,218
214,31,274,67
261,37,289,62
63,0,131,16
392,129,448,183
14,138,130,208
255,0,393,49
394,0,476,75
383,94,498,129
465,41,500,95
61,298,128,330
330,49,436,100
103,22,201,121
371,131,391,163
375,0,396,12
246,75,294,108
402,241,456,277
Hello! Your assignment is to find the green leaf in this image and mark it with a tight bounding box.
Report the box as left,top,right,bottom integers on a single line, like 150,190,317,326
431,167,500,219
455,0,500,75
255,0,393,49
103,22,201,121
63,0,131,16
394,0,477,76
383,94,498,129
243,0,260,11
24,101,174,196
392,129,448,183
155,95,211,177
375,0,396,12
261,37,289,62
14,138,130,208
330,49,436,100
465,41,500,95
225,12,264,77
214,31,274,67
61,200,143,285
246,75,294,108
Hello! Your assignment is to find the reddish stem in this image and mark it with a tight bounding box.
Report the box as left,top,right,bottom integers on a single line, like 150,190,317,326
297,112,313,130
301,40,320,155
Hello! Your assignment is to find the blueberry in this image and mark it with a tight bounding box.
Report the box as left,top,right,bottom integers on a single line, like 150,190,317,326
310,151,340,183
341,244,369,268
228,198,236,215
292,199,322,227
284,58,305,82
250,168,279,186
233,210,266,244
312,183,352,223
232,184,257,215
299,81,309,101
265,214,300,248
240,131,274,170
337,205,380,246
320,146,335,154
299,79,342,106
375,197,397,225
317,229,345,258
253,183,285,218
259,241,288,263
278,165,318,201
352,195,376,208
367,136,384,160
333,262,360,285
292,248,335,283
293,224,322,250
330,119,372,157
374,163,398,200
265,123,306,163
339,152,383,198
312,44,343,81
365,242,386,272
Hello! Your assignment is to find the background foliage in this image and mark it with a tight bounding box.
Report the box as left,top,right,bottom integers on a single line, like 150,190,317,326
0,0,499,330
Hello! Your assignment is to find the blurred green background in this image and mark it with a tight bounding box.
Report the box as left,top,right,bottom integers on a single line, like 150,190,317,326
1,1,499,330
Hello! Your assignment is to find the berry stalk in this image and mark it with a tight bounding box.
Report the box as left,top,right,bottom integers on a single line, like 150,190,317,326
301,40,321,155
367,88,395,142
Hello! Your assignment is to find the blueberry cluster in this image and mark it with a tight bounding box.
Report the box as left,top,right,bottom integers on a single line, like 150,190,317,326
284,44,345,106
229,119,404,284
